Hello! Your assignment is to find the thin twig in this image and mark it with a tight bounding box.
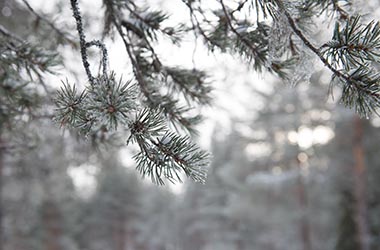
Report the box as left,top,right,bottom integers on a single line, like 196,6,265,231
231,0,250,15
120,19,162,71
104,0,151,96
70,0,94,84
220,0,260,58
123,4,174,38
331,0,349,20
86,40,109,79
120,27,150,96
70,0,109,84
116,23,193,131
103,0,204,133
181,0,214,46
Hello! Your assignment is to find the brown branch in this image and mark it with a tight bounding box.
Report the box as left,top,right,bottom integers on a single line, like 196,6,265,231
120,19,162,70
123,5,159,33
181,0,215,46
219,0,260,58
103,0,151,96
148,138,193,177
231,0,250,15
331,0,349,20
275,0,380,98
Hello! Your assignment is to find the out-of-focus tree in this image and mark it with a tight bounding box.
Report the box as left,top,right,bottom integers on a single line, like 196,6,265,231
176,73,333,249
2,121,83,250
135,185,177,250
335,188,360,250
76,154,141,250
2,0,380,249
0,0,64,247
175,63,380,250
331,111,380,250
365,122,380,249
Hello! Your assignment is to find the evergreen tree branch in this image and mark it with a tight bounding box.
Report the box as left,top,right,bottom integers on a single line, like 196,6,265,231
320,16,380,70
276,0,380,102
127,109,209,184
219,0,260,60
1,33,60,79
122,4,177,40
70,0,109,85
86,40,109,79
119,19,163,73
231,0,250,15
70,0,94,84
331,0,349,19
102,0,150,96
302,0,350,18
117,22,152,97
181,0,215,47
104,0,209,133
103,2,196,130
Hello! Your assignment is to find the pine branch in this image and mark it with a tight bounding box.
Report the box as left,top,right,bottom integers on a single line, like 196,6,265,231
146,132,208,184
181,0,216,48
231,0,250,15
54,73,138,134
1,35,60,79
118,23,152,98
128,109,209,184
70,0,109,85
187,1,269,72
163,67,212,105
331,0,349,19
102,0,151,97
120,19,163,75
86,40,109,78
321,16,380,70
70,0,94,84
1,30,60,133
276,0,380,115
220,0,261,62
58,0,211,184
122,4,178,41
147,94,203,135
104,0,210,133
54,80,86,127
84,74,138,131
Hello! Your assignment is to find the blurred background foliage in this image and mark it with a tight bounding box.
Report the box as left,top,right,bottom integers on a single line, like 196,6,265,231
1,0,380,250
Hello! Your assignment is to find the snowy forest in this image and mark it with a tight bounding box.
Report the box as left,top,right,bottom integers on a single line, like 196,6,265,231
1,0,380,249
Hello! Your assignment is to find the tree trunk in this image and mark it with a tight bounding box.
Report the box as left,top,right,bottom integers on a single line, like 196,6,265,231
42,200,61,250
297,169,312,250
352,116,370,250
0,132,4,250
113,216,126,250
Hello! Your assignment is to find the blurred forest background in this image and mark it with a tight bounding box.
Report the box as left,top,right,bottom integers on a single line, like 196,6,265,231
1,0,380,250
